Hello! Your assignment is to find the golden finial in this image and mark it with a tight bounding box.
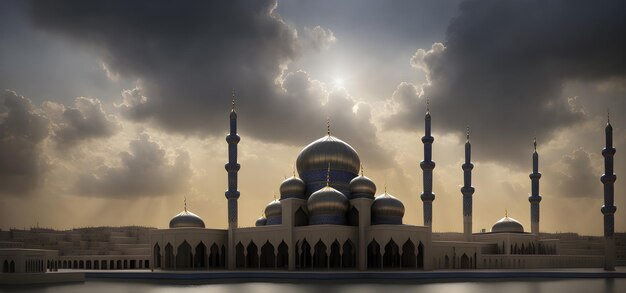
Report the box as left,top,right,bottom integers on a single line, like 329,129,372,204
466,126,470,142
184,196,187,212
505,208,508,218
426,97,430,113
327,116,331,136
326,163,331,187
231,88,235,111
533,137,537,151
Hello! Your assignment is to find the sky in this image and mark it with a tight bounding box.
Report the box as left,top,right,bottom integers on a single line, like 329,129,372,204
0,0,624,236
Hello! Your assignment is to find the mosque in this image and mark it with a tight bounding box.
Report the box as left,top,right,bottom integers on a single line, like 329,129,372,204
147,98,618,272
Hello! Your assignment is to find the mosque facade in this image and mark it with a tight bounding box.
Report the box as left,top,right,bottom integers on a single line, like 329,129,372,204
148,99,616,271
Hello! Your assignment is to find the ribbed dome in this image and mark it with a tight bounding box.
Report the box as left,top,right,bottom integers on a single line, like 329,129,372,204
307,185,349,225
371,192,404,225
255,216,267,227
350,175,376,199
491,216,524,233
296,135,360,197
264,200,282,225
280,176,306,200
169,210,205,228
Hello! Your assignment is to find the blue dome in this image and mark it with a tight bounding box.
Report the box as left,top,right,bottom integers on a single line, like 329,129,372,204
296,135,360,198
280,176,306,200
307,185,349,225
371,192,404,225
264,200,282,225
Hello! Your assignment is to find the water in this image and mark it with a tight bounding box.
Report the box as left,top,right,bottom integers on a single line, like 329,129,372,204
1,279,624,293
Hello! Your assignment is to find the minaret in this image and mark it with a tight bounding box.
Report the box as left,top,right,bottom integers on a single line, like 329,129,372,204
420,99,436,228
461,127,475,241
601,112,617,271
225,90,241,229
529,138,542,236
225,90,240,269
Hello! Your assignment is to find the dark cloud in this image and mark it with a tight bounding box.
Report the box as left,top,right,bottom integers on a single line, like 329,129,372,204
547,149,599,198
0,90,49,195
26,0,391,168
75,133,191,198
52,97,119,147
385,0,626,167
27,0,299,132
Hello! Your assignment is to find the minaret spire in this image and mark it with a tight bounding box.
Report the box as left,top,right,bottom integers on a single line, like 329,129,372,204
601,115,617,271
461,126,475,241
529,138,542,236
420,99,436,228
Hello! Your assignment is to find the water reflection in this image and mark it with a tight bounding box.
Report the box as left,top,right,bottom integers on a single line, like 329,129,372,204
1,279,624,293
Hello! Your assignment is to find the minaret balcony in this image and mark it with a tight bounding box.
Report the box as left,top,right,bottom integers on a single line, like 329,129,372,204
601,174,617,184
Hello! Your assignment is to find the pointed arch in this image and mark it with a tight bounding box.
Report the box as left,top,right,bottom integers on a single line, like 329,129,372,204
277,241,289,269
342,239,355,268
313,240,327,269
2,260,8,273
460,253,470,269
209,243,220,268
176,240,192,269
347,206,359,226
295,207,308,226
235,242,245,268
165,243,174,269
246,241,259,269
367,239,381,269
300,239,312,269
330,240,341,268
417,242,424,269
444,255,450,269
260,241,276,268
9,260,15,273
153,243,161,268
401,239,416,268
220,245,226,267
383,239,400,269
194,242,207,269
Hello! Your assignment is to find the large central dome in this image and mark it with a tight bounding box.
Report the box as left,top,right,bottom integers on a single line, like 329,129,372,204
296,135,360,197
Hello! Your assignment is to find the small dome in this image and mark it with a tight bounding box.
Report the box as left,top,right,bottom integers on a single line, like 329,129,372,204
264,200,282,225
307,185,349,225
491,216,524,233
280,176,306,200
350,175,376,199
255,216,267,227
371,192,404,225
169,210,205,228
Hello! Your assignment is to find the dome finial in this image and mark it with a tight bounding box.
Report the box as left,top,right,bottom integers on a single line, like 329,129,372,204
327,116,331,136
384,182,387,195
360,163,364,176
184,196,187,212
326,163,331,186
273,190,277,201
293,163,296,177
231,88,236,112
505,208,508,218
